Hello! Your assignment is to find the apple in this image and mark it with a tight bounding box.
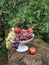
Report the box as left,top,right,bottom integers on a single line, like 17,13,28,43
26,28,33,33
14,28,21,34
28,48,36,55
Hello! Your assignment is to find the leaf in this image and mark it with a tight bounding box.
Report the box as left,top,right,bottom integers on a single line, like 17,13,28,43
0,32,3,35
0,48,8,60
0,0,5,6
1,40,6,47
0,37,3,41
0,10,2,15
45,22,49,33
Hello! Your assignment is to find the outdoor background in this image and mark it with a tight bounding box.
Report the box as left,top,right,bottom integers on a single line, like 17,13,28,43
0,0,49,61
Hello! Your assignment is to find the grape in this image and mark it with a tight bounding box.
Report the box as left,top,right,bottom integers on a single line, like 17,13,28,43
13,30,33,42
16,37,19,41
15,43,19,46
13,40,17,43
26,33,32,39
13,37,16,41
22,32,28,37
23,37,28,40
20,36,24,41
12,43,19,49
16,34,20,38
13,37,20,43
29,34,32,38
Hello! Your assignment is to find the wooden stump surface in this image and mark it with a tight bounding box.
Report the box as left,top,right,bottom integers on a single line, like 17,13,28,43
8,38,49,65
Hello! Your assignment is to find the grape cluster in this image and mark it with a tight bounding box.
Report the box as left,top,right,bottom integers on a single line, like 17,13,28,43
12,31,33,48
6,28,16,49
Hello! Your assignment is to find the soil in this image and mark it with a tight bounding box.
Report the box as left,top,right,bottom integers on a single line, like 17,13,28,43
8,38,49,65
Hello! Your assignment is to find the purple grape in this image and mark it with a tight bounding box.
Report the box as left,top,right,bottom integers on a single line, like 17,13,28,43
13,37,16,41
12,43,19,49
13,30,33,41
20,36,24,41
27,34,32,39
16,37,19,41
13,40,17,43
13,37,20,43
20,37,24,41
23,37,28,40
22,32,28,37
15,43,19,46
16,34,20,38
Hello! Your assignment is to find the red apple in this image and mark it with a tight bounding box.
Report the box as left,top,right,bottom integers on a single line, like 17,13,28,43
28,48,36,55
14,28,21,34
26,28,33,33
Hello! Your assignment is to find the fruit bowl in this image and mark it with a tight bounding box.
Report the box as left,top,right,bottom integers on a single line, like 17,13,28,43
20,34,34,44
11,33,35,52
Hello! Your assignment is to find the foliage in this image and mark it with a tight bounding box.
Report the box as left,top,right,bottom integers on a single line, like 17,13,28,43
0,40,8,60
0,0,49,31
0,0,49,60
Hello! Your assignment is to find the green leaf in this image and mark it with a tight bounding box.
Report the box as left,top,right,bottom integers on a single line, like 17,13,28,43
0,10,2,15
0,48,8,60
0,32,3,35
0,0,5,6
0,37,3,41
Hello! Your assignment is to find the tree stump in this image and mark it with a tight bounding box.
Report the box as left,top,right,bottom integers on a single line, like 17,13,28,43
0,57,8,65
8,38,49,65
